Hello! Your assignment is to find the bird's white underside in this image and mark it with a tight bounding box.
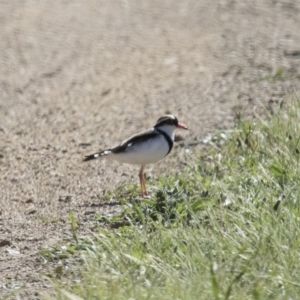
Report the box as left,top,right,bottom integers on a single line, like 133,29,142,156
106,134,170,165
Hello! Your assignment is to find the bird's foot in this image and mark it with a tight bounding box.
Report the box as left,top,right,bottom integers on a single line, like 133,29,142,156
141,190,149,198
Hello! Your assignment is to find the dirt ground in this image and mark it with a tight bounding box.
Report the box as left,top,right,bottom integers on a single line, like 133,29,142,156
1,1,300,299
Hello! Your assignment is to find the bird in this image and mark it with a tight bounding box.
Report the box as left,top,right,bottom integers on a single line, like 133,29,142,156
83,114,188,197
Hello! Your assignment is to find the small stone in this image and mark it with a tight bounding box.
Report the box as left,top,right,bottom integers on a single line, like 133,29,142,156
0,240,11,247
79,142,91,148
6,248,20,255
175,134,185,142
284,50,300,57
58,195,72,202
101,89,111,96
84,211,95,215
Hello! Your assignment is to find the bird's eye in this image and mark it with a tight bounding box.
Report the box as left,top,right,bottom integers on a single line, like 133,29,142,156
171,119,178,125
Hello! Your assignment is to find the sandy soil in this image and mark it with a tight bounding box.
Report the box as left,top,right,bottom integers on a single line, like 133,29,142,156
1,1,300,299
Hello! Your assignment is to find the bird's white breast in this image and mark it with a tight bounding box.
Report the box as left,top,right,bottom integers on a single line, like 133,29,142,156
110,135,170,165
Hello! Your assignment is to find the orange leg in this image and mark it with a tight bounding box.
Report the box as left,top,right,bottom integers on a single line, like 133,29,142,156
139,165,148,197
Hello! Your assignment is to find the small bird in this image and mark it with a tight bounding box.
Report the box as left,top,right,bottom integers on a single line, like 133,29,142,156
83,115,188,197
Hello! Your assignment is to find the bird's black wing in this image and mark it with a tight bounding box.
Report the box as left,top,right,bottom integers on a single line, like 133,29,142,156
83,129,159,161
111,130,159,154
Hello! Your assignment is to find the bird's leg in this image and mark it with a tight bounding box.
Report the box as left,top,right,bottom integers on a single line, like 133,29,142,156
139,165,147,197
142,166,148,196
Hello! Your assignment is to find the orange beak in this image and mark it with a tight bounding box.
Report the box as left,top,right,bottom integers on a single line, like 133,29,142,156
177,122,188,130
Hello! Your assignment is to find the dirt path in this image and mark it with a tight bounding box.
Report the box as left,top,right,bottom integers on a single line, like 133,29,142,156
1,1,300,299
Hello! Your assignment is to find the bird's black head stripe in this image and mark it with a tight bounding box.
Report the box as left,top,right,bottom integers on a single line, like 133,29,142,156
154,115,178,128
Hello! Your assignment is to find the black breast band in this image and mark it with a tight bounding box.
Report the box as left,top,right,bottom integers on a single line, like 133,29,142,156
156,129,173,155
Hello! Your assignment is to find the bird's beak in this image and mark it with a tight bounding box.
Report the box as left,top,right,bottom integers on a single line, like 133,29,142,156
177,123,188,130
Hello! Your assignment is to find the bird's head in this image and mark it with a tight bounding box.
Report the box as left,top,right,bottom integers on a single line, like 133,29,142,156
154,114,188,138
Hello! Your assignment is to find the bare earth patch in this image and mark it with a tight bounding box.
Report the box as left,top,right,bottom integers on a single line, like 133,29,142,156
1,1,300,299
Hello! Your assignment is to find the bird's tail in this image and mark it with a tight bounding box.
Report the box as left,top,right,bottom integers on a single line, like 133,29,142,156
83,149,111,162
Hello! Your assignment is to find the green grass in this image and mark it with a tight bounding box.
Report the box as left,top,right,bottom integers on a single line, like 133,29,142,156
43,99,300,300
263,66,300,81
